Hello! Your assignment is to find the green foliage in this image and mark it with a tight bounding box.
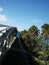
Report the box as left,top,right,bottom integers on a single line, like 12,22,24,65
42,23,49,38
20,30,28,36
46,61,49,65
20,24,49,65
29,25,40,36
45,49,49,57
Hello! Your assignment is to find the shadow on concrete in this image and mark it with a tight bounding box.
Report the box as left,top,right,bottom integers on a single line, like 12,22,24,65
1,38,39,65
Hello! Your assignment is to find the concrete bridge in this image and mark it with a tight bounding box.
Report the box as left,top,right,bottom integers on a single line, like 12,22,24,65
0,27,38,65
0,27,16,55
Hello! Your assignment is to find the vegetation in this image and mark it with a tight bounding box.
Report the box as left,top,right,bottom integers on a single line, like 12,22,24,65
20,23,49,65
0,23,49,65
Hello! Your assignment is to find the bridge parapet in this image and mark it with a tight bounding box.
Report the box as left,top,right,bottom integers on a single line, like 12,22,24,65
0,27,17,55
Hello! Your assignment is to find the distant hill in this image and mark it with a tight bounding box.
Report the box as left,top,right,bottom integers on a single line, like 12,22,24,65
0,24,9,27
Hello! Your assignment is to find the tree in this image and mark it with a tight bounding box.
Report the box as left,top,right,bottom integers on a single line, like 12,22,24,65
29,25,40,37
20,30,27,36
41,23,49,38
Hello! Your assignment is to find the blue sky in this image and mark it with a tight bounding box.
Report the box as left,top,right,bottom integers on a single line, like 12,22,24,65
0,0,49,31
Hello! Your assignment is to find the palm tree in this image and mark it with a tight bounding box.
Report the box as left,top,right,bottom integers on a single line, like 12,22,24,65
29,25,40,37
42,23,49,38
21,30,27,35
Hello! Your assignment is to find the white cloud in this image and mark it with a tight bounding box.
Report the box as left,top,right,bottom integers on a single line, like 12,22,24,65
32,19,41,22
0,14,8,22
0,6,3,12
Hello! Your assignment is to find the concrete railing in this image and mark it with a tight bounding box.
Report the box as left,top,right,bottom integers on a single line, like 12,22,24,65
0,27,17,55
